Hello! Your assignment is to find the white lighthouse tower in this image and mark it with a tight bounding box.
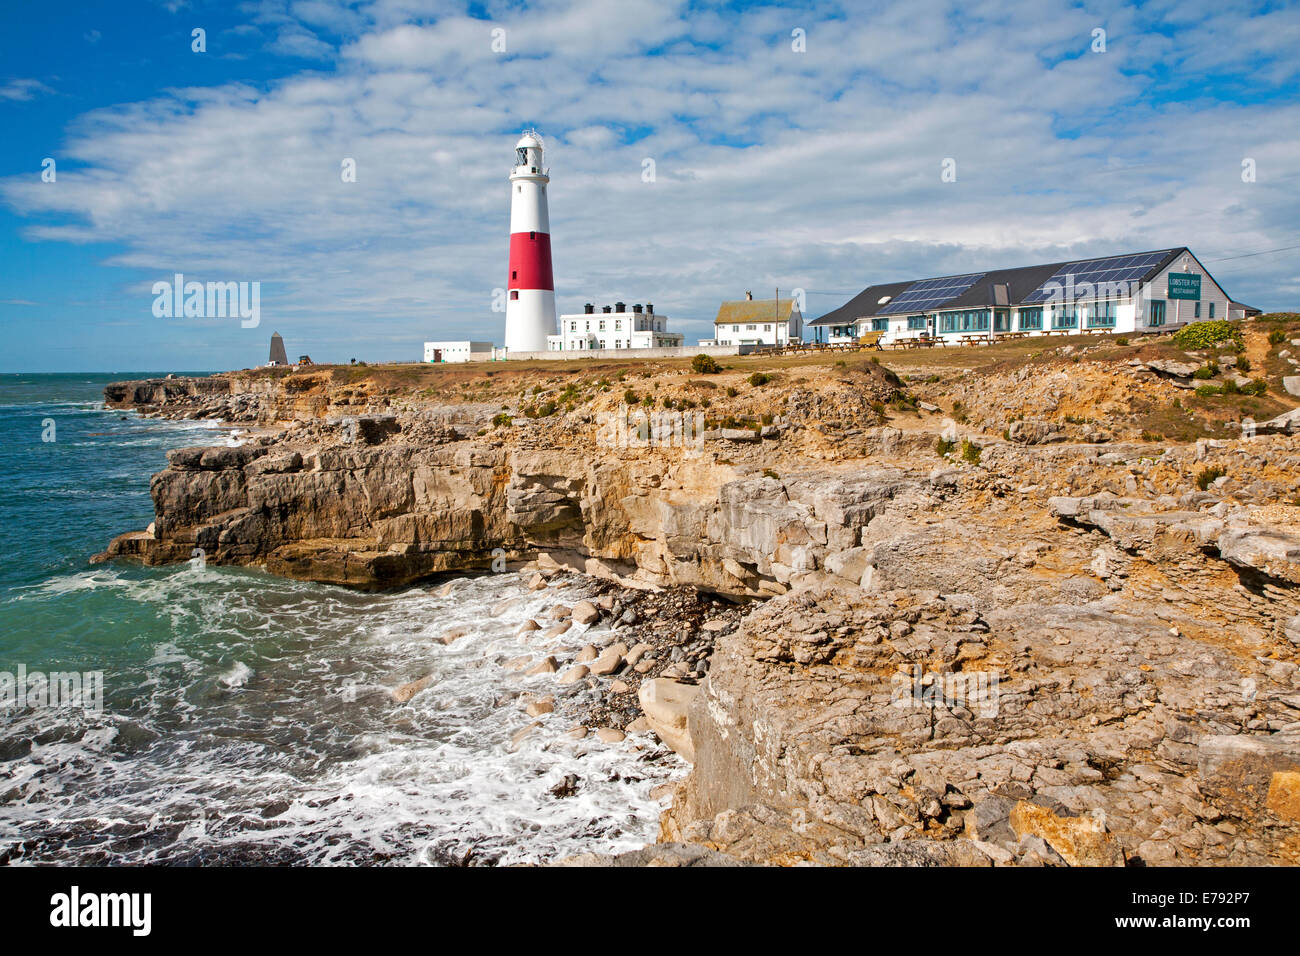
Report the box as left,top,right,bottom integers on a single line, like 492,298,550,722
504,131,556,353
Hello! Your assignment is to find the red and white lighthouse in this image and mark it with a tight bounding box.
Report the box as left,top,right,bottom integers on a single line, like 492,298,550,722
504,130,556,352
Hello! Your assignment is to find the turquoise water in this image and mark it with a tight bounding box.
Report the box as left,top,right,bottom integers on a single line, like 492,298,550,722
0,374,678,865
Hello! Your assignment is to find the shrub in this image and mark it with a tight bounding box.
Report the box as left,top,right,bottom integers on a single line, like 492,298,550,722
1241,379,1268,396
749,372,772,387
1236,357,1251,373
491,412,512,428
951,400,969,424
936,437,955,457
1268,329,1288,346
531,401,557,417
623,389,638,405
691,354,721,374
960,439,982,464
1115,337,1129,346
726,386,738,397
1140,430,1163,442
1172,320,1242,351
761,469,779,480
1192,363,1217,380
1194,384,1222,397
1196,465,1226,491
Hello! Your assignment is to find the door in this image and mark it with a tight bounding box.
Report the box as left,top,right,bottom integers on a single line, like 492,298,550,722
1149,300,1166,327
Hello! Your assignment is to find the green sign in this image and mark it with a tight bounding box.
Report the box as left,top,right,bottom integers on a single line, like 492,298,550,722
1168,273,1201,300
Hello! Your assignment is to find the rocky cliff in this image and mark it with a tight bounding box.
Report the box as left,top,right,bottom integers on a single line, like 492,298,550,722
98,328,1300,864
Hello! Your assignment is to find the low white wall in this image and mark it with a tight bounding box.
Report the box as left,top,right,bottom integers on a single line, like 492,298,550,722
484,344,753,362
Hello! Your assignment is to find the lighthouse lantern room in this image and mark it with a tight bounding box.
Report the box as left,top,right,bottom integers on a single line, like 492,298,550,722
504,130,556,353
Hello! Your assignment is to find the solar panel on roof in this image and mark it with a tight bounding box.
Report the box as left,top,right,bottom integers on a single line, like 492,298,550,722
1023,250,1173,304
878,272,986,314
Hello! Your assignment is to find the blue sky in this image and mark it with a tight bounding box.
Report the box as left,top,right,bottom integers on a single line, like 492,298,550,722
2,0,1299,372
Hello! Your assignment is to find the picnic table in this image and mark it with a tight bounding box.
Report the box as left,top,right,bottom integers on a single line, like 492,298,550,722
958,334,989,346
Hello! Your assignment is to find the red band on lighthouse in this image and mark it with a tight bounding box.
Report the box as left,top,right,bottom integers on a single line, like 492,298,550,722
507,232,554,291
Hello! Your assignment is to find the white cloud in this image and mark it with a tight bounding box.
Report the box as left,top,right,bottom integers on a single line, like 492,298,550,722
3,0,1298,365
0,78,54,101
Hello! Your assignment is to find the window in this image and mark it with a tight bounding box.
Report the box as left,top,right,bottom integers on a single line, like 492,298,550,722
511,270,517,280
1194,301,1201,318
1051,305,1078,329
746,324,757,331
1018,308,1043,330
510,290,519,300
938,309,989,334
764,324,772,331
872,318,888,331
615,320,622,330
1087,300,1116,328
1209,302,1216,318
570,321,577,331
599,320,606,331
907,315,927,330
529,231,535,240
994,310,1010,332
1149,300,1166,326
732,325,739,332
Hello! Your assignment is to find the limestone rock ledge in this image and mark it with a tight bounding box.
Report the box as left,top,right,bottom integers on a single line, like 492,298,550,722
94,408,927,594
659,575,1300,866
95,374,1300,864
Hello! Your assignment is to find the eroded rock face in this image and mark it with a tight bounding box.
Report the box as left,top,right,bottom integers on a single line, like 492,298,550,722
662,531,1300,865
96,369,1300,864
95,398,927,594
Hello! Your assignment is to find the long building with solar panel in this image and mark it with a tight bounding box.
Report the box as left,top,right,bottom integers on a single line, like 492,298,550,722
808,247,1252,347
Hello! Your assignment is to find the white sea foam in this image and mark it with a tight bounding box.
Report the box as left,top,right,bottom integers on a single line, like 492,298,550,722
0,569,685,865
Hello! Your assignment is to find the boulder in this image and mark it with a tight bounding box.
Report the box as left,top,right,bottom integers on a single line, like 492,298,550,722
824,547,871,586
589,645,626,676
440,626,470,645
392,675,431,703
1009,802,1123,867
557,664,590,685
964,795,1016,845
1145,359,1199,378
525,656,557,675
571,600,600,625
638,678,700,762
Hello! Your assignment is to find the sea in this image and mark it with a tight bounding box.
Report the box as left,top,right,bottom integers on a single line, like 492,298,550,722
0,373,680,865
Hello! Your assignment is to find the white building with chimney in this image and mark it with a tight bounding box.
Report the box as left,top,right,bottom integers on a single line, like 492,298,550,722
547,302,684,352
